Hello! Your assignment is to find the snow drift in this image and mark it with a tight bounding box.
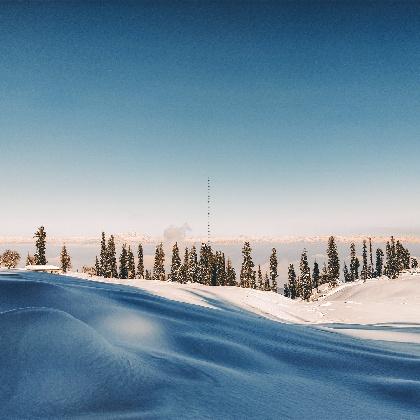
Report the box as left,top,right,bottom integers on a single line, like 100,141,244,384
0,271,420,418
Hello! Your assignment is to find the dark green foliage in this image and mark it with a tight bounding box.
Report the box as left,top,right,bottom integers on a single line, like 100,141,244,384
257,265,263,290
361,240,368,281
119,244,128,279
169,242,181,282
312,261,320,290
300,249,312,300
263,272,271,291
320,262,329,285
411,258,418,268
106,235,118,278
375,248,384,277
127,246,136,279
269,248,278,293
188,246,199,283
99,232,107,277
153,243,166,281
198,243,213,285
60,245,71,273
145,269,151,280
95,256,100,276
34,226,47,265
226,258,237,286
327,236,340,287
349,243,358,281
368,238,374,278
287,264,297,299
239,242,255,288
179,247,189,284
283,283,290,298
136,243,144,279
343,262,351,282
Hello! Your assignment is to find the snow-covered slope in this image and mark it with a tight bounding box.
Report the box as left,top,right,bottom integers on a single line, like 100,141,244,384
1,270,420,419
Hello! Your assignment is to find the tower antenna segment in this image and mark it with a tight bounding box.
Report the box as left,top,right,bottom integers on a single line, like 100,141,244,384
207,177,211,245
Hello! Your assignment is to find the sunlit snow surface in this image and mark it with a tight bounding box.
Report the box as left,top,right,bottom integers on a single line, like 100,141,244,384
1,270,420,419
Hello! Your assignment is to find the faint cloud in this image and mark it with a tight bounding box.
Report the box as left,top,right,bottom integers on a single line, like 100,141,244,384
163,223,191,244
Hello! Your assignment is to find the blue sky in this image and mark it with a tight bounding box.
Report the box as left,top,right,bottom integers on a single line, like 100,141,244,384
1,1,419,237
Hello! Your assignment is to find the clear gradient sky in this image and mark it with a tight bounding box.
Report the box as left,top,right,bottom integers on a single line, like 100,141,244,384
1,1,419,237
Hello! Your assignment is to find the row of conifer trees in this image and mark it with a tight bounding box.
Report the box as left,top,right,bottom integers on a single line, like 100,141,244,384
94,233,416,301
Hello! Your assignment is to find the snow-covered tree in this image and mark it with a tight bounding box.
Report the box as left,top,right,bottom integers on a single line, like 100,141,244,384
99,232,107,277
106,235,118,278
26,253,35,266
34,226,47,265
198,243,212,285
60,245,71,273
226,258,236,286
188,245,199,283
127,246,136,279
239,242,255,288
287,264,297,299
299,249,312,301
119,244,128,279
179,247,189,284
269,248,278,293
153,243,165,281
411,257,418,269
136,243,144,279
343,262,351,282
361,240,368,281
169,242,181,282
1,250,20,269
257,265,263,290
312,261,320,290
327,236,340,287
95,256,100,276
263,272,271,291
349,243,358,281
375,248,384,277
368,237,374,278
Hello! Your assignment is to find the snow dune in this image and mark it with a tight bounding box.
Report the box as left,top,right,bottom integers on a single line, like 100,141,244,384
1,271,420,418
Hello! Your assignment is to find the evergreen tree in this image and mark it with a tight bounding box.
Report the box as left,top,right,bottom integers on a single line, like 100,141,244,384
215,252,227,286
127,246,136,279
169,242,181,282
263,272,271,291
106,235,118,278
226,258,237,286
257,265,263,290
145,269,151,280
60,245,71,273
361,240,368,281
240,242,255,288
188,245,199,283
34,226,47,265
136,243,144,279
343,262,351,282
119,244,129,279
179,247,189,284
320,262,328,285
312,261,320,290
26,253,35,266
368,237,374,278
153,243,166,281
198,243,213,285
287,264,297,299
375,248,384,277
384,237,398,279
300,249,312,301
349,243,357,281
411,257,418,269
283,283,290,298
396,240,410,272
95,256,100,276
269,248,279,293
327,236,340,287
99,232,107,277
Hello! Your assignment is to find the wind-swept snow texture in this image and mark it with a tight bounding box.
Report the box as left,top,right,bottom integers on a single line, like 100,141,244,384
0,271,419,419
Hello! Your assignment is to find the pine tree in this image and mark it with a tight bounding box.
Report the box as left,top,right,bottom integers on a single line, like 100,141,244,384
198,243,212,285
312,261,320,290
327,236,340,287
60,245,71,273
384,237,398,279
361,240,368,281
145,269,151,280
257,265,263,290
99,232,107,277
169,242,181,282
320,262,328,285
349,243,357,281
263,272,271,291
153,243,165,281
188,245,199,283
34,226,47,265
179,247,189,284
95,256,100,276
300,249,312,301
26,253,35,266
287,264,297,299
214,252,226,286
269,248,278,293
127,246,136,279
239,242,255,288
226,258,237,286
411,257,418,269
343,263,351,282
136,243,144,279
368,237,374,278
375,248,384,277
106,235,118,278
119,244,128,279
